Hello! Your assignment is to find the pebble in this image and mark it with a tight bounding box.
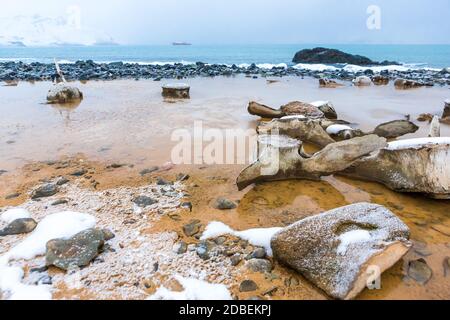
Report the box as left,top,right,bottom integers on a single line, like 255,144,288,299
52,198,69,206
5,193,20,200
31,183,58,199
246,259,273,273
408,259,433,285
70,168,88,176
132,195,158,208
239,280,258,292
173,241,188,255
183,220,202,237
0,218,37,236
230,254,242,266
213,197,237,210
139,167,159,176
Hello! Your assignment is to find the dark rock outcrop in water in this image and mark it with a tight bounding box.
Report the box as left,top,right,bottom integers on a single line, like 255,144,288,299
292,47,399,66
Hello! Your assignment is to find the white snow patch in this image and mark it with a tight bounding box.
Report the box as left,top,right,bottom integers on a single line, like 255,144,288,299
386,137,450,151
281,115,306,120
201,221,282,256
293,63,338,72
0,211,96,300
310,100,330,107
326,124,354,135
148,275,232,300
337,230,372,255
1,208,31,224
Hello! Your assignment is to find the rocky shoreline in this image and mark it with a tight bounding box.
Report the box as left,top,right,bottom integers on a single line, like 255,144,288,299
1,60,450,86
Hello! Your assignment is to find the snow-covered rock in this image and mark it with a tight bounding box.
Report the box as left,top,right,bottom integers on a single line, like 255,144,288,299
271,203,411,300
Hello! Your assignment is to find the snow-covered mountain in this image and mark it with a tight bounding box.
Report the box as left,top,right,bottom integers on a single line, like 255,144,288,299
0,14,116,47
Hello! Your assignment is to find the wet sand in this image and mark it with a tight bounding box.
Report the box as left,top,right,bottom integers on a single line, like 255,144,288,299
0,76,449,300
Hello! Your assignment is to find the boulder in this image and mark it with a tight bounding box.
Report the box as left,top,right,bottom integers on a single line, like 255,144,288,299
0,218,37,236
372,120,419,139
47,83,83,104
213,198,237,210
45,228,107,271
352,76,372,86
292,48,398,66
271,203,411,300
162,83,190,99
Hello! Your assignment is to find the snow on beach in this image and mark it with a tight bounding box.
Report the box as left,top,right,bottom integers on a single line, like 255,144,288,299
148,276,232,300
386,137,450,150
201,221,282,256
0,179,236,300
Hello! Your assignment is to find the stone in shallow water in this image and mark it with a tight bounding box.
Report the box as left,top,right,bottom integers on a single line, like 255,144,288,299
271,203,411,300
408,259,433,285
47,83,83,104
0,218,37,236
162,83,190,99
45,228,106,271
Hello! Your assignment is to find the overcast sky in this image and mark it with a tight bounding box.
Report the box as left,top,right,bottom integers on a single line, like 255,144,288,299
1,0,449,45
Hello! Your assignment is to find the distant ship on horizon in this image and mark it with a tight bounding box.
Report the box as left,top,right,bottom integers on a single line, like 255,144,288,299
172,42,192,46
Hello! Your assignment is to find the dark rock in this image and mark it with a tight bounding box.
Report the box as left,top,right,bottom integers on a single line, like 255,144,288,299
70,168,87,177
292,47,398,66
250,248,267,259
196,241,214,260
246,259,273,273
408,259,433,285
52,198,68,206
239,280,258,292
231,254,242,266
30,266,49,273
101,229,115,241
139,167,159,176
176,173,190,181
156,177,172,186
444,257,450,277
0,170,7,176
213,198,237,210
0,218,37,236
5,193,20,200
45,228,106,271
31,183,58,199
132,195,157,208
56,177,70,186
183,220,202,237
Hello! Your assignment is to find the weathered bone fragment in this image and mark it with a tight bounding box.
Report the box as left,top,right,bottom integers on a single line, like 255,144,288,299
236,134,387,190
248,101,325,119
257,117,336,148
429,116,441,137
271,203,411,300
342,138,450,199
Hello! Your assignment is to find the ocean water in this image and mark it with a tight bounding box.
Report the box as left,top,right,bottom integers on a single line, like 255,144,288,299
0,44,449,69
